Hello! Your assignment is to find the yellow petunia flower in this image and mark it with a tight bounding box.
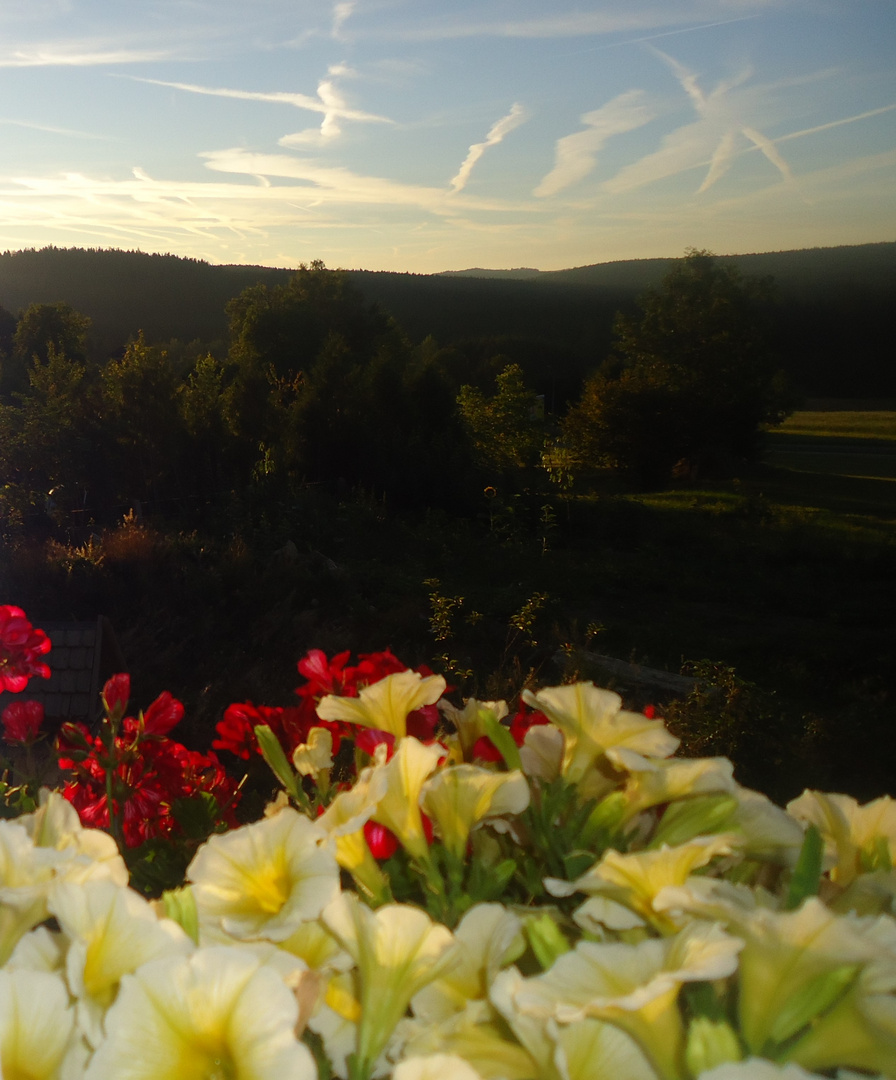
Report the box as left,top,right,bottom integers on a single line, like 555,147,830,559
421,766,530,859
522,683,679,792
322,892,458,1078
83,946,316,1080
316,669,446,740
187,806,340,943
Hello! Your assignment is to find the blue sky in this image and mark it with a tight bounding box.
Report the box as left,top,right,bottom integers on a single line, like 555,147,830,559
0,1,893,272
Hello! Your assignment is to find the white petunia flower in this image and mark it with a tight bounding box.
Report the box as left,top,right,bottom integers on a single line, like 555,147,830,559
49,878,193,1048
515,921,743,1080
0,820,66,964
19,789,128,885
0,968,86,1080
411,902,524,1023
83,946,316,1080
421,765,530,858
187,806,340,942
322,893,458,1078
522,682,679,791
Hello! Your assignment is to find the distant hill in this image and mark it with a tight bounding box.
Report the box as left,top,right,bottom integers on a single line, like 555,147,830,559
0,242,893,396
438,267,542,280
0,247,290,356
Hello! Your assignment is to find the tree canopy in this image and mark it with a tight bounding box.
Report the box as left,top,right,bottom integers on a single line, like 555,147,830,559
563,249,792,487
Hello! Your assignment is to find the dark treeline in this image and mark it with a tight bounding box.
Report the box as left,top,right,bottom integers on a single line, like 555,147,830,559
1,242,893,402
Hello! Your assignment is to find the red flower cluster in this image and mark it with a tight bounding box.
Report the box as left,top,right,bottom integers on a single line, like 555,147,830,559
1,699,45,745
0,606,51,694
213,648,439,764
57,675,240,848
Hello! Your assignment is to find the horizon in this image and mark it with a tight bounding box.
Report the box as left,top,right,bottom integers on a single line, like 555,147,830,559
1,2,894,274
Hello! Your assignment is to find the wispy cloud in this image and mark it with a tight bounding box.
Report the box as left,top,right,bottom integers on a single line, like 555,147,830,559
132,75,393,129
449,103,529,193
200,147,535,214
775,102,896,143
277,64,369,146
332,2,356,40
382,4,777,41
535,91,654,197
605,49,796,195
0,118,108,139
0,43,168,67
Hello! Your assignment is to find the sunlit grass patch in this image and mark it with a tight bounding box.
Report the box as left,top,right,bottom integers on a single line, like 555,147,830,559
774,410,896,440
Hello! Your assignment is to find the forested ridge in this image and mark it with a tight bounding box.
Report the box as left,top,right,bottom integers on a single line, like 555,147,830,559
1,241,893,397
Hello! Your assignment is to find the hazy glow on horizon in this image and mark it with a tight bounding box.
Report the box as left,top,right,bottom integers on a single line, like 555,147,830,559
0,1,893,272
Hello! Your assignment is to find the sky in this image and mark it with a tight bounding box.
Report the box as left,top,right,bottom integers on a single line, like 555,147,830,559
0,1,894,273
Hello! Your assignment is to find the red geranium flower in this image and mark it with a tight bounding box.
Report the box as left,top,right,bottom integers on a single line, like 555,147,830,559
1,700,44,745
101,673,130,720
141,690,184,736
0,606,51,694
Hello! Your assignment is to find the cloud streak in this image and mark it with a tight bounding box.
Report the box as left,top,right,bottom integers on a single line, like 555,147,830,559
131,76,392,127
449,103,529,193
0,44,168,67
535,91,655,197
382,4,777,41
605,49,796,195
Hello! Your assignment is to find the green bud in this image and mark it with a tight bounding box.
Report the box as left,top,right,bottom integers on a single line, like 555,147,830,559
254,724,307,809
651,794,739,849
525,911,570,970
161,885,199,945
581,790,628,847
685,1016,742,1076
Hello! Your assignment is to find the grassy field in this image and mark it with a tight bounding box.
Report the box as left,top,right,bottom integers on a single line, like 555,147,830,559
764,410,896,496
775,410,896,440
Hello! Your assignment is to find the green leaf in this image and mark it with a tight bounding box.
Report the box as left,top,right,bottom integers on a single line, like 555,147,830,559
171,791,219,840
786,824,824,910
479,710,522,772
254,724,307,808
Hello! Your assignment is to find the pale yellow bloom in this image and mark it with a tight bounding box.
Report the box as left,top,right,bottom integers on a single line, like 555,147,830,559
514,921,743,1080
395,999,544,1080
519,723,564,781
439,698,509,760
421,765,530,858
317,669,446,739
308,969,361,1079
370,736,444,860
522,683,679,791
83,946,316,1080
548,1015,659,1080
785,951,896,1076
187,806,340,942
19,789,128,886
317,758,391,901
546,836,735,934
292,725,334,778
606,747,737,819
735,898,881,1056
0,968,85,1080
0,820,66,964
6,924,67,974
322,892,458,1076
699,1063,828,1079
411,903,525,1023
48,879,192,1048
394,1053,485,1080
787,790,896,886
